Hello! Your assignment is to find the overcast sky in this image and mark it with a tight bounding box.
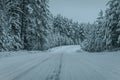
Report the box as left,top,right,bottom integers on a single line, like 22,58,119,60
49,0,109,23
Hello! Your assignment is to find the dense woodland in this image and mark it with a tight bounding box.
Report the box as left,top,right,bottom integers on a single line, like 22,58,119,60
0,0,120,52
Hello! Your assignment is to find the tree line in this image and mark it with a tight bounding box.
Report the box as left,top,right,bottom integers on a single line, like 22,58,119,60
81,0,120,52
0,0,120,52
0,0,84,51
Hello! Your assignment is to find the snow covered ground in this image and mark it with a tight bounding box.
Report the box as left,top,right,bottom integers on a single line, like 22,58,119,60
0,45,120,80
0,50,46,58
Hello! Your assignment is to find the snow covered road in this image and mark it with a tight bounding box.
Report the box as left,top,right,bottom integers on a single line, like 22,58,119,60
0,46,120,80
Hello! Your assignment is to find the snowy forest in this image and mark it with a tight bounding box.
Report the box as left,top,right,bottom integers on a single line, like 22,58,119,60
0,0,120,52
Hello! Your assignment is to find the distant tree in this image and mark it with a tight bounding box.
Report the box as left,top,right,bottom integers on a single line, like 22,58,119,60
52,14,85,47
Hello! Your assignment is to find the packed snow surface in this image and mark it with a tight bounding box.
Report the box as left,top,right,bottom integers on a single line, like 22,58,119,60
0,45,120,80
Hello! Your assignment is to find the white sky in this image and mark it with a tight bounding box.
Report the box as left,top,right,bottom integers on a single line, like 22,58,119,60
49,0,109,23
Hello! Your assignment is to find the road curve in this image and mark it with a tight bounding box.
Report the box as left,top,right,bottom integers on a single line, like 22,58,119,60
0,46,120,80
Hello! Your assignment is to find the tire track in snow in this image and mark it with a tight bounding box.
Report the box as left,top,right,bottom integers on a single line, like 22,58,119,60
77,53,120,79
46,53,63,80
11,55,55,80
0,54,56,80
0,54,44,75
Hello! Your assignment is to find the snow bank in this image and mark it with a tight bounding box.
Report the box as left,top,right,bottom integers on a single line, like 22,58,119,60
0,51,43,58
48,45,82,54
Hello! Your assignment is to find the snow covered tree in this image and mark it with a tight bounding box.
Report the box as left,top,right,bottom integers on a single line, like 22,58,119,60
94,10,106,51
81,23,98,52
81,0,120,52
52,15,84,47
7,0,23,50
72,22,85,44
105,0,120,49
23,0,50,50
0,0,23,51
0,2,7,51
0,0,51,51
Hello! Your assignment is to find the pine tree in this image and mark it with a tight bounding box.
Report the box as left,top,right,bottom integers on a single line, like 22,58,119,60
23,0,50,50
0,0,23,51
0,0,51,51
95,10,106,51
105,0,120,49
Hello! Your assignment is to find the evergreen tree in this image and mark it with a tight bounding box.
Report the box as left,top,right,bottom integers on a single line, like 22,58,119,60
105,0,120,48
24,0,50,50
0,0,23,51
0,0,50,51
